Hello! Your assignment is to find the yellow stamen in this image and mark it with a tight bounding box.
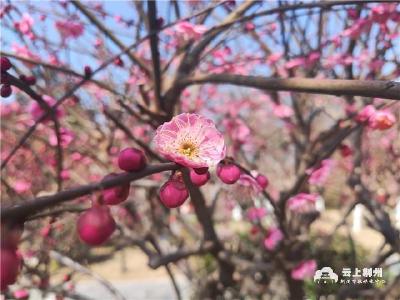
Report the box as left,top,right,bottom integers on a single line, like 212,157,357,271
178,141,198,158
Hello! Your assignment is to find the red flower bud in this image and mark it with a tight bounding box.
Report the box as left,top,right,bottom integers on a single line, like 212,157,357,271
84,65,92,78
77,206,116,246
159,180,189,208
114,57,124,67
0,72,9,84
156,17,164,28
256,174,269,189
1,247,21,291
102,173,130,205
244,22,255,31
217,163,241,184
189,168,210,187
13,289,29,300
25,75,36,85
193,167,209,175
0,57,12,73
340,144,353,157
118,147,146,172
1,222,24,250
1,84,12,98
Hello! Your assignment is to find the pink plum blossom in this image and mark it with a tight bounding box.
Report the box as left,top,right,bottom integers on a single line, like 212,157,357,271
369,59,384,72
356,106,396,130
153,113,226,168
71,152,83,161
342,18,371,39
285,52,320,70
284,57,306,70
230,173,262,200
370,4,397,24
291,260,317,280
238,174,262,194
0,102,21,117
49,128,74,147
244,22,255,31
306,159,335,186
266,52,283,65
55,20,84,39
40,224,51,237
174,21,207,41
166,21,207,46
264,227,284,250
114,15,123,23
287,193,318,213
11,43,39,62
30,95,64,122
268,23,278,32
283,53,320,70
14,180,31,193
368,110,396,130
323,53,353,69
356,105,376,122
48,54,61,66
347,8,359,20
15,13,34,35
223,118,250,144
212,46,232,63
307,51,320,65
272,103,294,118
61,170,70,180
246,207,267,222
13,289,29,299
94,38,103,47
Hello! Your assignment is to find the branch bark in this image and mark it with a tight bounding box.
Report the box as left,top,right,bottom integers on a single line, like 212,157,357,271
148,242,215,269
180,74,400,100
0,51,118,95
147,0,163,111
1,163,179,222
182,170,235,289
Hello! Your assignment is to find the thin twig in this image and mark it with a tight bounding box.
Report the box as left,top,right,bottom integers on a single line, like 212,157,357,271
49,250,127,300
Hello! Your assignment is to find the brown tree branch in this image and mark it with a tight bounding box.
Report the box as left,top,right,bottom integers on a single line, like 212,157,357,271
0,51,118,95
180,74,400,100
148,241,215,269
216,0,382,31
1,163,179,222
182,170,235,289
147,0,163,111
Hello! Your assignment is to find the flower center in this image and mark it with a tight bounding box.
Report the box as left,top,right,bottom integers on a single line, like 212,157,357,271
178,141,198,158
